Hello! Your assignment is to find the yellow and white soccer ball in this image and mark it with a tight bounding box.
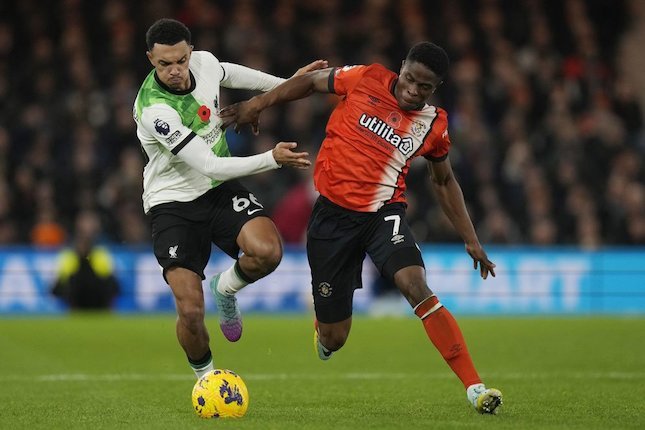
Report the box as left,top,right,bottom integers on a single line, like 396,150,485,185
192,369,249,418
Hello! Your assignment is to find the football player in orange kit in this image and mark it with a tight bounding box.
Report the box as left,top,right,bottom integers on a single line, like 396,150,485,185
221,42,502,414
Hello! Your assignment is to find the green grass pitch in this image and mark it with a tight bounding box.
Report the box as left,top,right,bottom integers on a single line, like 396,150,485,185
1,314,644,429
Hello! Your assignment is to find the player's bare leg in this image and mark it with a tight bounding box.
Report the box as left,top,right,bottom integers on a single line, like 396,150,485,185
166,266,213,378
314,317,352,360
393,265,502,414
210,217,282,341
236,217,283,279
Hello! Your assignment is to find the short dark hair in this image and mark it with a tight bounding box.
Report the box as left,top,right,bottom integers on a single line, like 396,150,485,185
405,42,450,78
146,18,191,50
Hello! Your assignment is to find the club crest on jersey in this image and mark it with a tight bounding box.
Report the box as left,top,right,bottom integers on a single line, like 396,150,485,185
411,120,427,138
154,118,170,135
358,113,413,155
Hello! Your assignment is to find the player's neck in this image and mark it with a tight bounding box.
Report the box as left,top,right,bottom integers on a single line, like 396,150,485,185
154,71,196,95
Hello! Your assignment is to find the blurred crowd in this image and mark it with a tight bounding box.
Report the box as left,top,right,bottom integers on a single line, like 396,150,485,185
0,0,643,248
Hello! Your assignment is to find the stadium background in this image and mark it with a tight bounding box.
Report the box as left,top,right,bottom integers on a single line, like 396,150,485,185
1,0,643,247
0,0,643,314
1,1,644,429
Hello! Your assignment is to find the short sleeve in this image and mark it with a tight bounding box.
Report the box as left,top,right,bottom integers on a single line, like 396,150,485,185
424,110,451,161
140,104,197,155
329,65,368,96
205,52,225,83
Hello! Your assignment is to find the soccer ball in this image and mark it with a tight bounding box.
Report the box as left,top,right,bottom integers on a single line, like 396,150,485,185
192,369,249,418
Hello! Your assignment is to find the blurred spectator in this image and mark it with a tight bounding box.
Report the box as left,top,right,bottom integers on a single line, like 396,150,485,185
51,210,120,310
0,0,643,247
31,181,67,247
30,208,66,247
272,174,318,244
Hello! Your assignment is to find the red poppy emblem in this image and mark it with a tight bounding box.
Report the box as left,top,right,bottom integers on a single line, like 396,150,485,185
198,105,211,122
386,112,402,128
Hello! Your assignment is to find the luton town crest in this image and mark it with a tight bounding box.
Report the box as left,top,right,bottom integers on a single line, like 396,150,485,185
318,282,333,298
411,120,427,137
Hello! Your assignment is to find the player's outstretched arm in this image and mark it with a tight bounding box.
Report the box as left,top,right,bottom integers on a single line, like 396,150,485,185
427,158,496,279
175,134,310,181
220,60,327,92
220,68,333,134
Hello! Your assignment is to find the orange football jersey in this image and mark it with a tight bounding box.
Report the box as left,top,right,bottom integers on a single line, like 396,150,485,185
315,64,451,212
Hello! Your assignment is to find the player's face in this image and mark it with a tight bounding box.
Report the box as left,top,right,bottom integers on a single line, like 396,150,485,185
147,41,193,91
395,60,442,110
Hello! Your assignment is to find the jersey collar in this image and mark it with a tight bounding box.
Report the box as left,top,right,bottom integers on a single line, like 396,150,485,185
154,71,196,95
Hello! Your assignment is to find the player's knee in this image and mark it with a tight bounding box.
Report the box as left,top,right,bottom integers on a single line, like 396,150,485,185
177,304,205,333
248,240,282,274
391,265,429,306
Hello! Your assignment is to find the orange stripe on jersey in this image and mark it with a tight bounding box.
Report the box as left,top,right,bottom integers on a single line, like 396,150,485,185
314,64,451,212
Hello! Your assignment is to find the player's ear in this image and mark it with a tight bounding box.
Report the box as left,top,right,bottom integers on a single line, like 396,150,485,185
146,50,154,66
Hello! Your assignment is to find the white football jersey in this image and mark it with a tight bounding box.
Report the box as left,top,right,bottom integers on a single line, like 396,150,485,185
134,51,285,213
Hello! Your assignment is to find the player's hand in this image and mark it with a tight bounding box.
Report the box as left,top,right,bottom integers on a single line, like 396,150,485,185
292,60,329,77
219,99,262,135
466,243,496,279
272,142,311,169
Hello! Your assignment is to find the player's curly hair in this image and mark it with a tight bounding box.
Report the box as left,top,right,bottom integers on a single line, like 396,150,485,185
406,42,450,78
146,18,191,50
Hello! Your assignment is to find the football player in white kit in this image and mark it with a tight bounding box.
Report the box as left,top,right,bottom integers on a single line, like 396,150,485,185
134,18,325,378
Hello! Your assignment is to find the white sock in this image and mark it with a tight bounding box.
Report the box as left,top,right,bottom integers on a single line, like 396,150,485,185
216,264,249,296
191,358,214,379
466,383,486,405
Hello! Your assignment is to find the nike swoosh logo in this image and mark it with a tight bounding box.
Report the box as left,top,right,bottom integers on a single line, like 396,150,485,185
247,208,263,215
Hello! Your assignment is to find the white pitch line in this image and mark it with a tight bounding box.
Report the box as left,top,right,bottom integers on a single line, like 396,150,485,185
0,371,643,382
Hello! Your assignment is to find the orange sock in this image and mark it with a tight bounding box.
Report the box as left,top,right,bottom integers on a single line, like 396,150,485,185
414,296,481,388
